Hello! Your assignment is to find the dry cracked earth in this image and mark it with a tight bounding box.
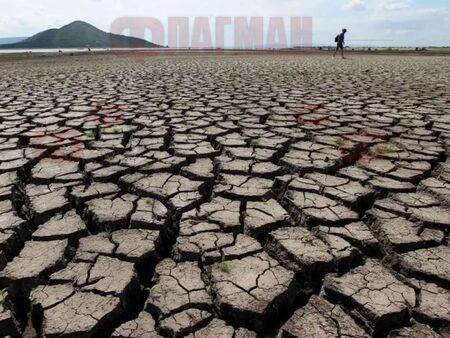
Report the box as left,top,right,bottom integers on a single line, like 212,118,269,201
0,52,449,338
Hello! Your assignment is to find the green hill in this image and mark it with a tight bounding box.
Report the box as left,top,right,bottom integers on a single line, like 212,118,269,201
0,21,161,48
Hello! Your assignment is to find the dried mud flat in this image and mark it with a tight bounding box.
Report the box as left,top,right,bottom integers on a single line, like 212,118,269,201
0,52,449,338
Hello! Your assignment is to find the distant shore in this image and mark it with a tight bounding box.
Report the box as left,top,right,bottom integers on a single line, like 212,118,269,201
0,47,449,61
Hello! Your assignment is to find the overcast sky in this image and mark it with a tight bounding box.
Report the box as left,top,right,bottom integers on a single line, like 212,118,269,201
0,0,449,47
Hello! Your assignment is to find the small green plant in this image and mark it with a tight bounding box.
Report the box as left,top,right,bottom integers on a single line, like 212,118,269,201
113,127,121,134
146,285,159,294
0,288,8,303
81,171,90,182
335,138,345,148
301,234,314,243
215,261,232,274
84,130,95,140
105,229,113,241
376,144,394,155
105,154,115,161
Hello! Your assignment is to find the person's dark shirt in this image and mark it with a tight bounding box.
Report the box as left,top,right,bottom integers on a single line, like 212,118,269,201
338,32,345,44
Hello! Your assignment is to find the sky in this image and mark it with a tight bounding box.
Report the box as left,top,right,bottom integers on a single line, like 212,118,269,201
0,0,449,47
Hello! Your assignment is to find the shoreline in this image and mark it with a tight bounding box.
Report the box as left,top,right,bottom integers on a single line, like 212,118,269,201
0,47,449,60
0,48,450,64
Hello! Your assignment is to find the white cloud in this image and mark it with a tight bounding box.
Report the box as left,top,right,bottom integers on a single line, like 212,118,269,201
373,4,449,45
379,0,412,11
344,0,366,11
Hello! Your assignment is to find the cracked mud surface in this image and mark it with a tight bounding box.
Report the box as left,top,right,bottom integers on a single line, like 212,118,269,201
0,52,449,337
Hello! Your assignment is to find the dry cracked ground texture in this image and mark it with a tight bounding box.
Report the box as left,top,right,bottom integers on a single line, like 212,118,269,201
0,53,449,338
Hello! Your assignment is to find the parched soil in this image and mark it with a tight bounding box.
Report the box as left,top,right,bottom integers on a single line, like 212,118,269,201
0,52,449,338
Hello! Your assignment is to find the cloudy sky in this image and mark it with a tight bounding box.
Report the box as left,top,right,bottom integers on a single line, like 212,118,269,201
0,0,449,47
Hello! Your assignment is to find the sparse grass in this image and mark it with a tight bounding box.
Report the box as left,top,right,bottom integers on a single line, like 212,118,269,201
0,288,8,303
84,130,95,140
105,154,115,161
145,198,155,207
375,143,394,155
335,138,345,148
81,171,90,182
304,130,313,139
146,285,158,294
143,163,154,169
105,229,113,241
214,261,232,274
301,234,314,243
251,139,260,146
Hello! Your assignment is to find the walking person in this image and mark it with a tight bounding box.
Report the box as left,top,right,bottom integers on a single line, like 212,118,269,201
333,28,347,59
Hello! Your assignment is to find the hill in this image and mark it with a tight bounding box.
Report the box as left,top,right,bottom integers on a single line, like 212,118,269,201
0,21,160,48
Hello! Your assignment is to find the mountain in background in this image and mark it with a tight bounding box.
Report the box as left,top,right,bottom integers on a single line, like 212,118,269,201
0,21,161,48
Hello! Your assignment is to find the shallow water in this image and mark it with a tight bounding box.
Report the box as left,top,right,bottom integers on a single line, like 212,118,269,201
0,48,109,54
